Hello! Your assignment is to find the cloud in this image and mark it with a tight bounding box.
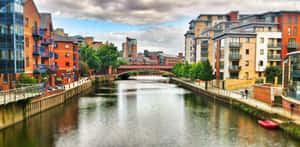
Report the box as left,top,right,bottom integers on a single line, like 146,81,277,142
36,0,300,25
94,25,185,54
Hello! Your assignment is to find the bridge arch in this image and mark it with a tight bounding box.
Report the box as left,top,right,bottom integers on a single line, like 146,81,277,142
117,69,174,77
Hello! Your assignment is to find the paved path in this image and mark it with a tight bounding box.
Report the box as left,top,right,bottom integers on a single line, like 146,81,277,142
174,78,300,125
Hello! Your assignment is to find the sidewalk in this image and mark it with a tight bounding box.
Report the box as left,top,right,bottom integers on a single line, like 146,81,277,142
175,78,300,125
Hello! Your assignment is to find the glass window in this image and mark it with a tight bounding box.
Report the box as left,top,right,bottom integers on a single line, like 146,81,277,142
260,49,264,55
288,27,291,36
246,49,249,55
25,37,29,47
295,16,298,24
25,17,28,26
260,38,264,43
245,61,249,66
26,57,29,66
294,27,297,36
259,61,264,66
65,53,69,57
289,16,292,24
65,44,69,49
268,27,272,32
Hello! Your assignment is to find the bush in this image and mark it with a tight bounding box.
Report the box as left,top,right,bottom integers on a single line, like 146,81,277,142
17,73,38,85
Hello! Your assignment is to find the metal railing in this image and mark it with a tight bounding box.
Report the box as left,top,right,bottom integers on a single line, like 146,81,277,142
32,26,42,37
229,54,241,60
268,43,282,48
33,45,42,55
229,42,242,48
229,65,241,72
0,84,43,106
268,54,281,60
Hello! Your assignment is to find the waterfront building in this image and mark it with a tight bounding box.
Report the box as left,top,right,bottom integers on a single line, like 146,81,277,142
159,53,183,65
24,0,42,79
122,37,137,58
283,51,300,114
54,32,79,85
0,0,25,90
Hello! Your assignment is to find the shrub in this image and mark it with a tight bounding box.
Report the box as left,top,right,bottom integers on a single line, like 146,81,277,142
17,73,38,85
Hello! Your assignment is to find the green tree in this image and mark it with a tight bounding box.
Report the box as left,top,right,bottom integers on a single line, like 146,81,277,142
79,61,89,76
265,66,282,84
172,63,182,76
182,62,191,78
79,44,95,62
17,73,37,85
87,55,102,70
199,60,214,89
96,42,120,73
116,59,130,67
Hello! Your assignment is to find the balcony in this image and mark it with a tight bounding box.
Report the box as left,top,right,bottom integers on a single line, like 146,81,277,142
268,54,281,61
41,51,54,59
229,65,241,72
32,46,42,56
201,42,209,47
32,26,42,38
73,47,77,52
229,54,241,60
201,50,208,56
287,43,299,49
268,43,282,49
229,42,242,48
41,38,53,46
33,64,48,74
73,66,77,70
73,56,77,61
292,69,300,78
55,65,59,70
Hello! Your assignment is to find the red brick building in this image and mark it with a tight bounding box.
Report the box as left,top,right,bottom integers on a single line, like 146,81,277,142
122,37,137,58
54,32,79,85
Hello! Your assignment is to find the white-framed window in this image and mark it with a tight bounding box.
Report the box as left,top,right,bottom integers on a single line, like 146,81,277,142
65,44,69,49
260,49,264,55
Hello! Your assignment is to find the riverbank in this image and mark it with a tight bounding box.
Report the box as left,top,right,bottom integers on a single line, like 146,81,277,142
171,77,300,139
0,78,92,131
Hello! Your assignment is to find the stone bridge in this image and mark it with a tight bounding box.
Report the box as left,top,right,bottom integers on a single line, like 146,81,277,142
117,65,174,76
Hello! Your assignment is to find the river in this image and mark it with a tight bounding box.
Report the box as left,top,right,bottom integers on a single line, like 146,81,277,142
0,76,299,147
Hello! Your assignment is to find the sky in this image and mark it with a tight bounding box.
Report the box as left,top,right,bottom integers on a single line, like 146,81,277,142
35,0,300,54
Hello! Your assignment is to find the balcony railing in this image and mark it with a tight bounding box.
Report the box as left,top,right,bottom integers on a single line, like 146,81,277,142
201,42,209,47
55,65,59,70
41,38,53,46
33,64,48,73
32,26,42,37
268,43,282,49
55,53,59,59
229,42,242,48
41,51,54,59
287,43,299,49
32,45,42,56
268,54,281,60
229,54,241,60
229,65,241,72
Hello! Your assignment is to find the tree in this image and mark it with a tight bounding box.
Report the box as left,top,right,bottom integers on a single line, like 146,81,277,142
265,66,282,84
96,42,120,73
87,55,102,70
116,59,130,67
144,50,149,57
79,61,89,76
79,44,95,62
199,60,214,89
172,63,182,76
182,62,191,78
17,73,37,85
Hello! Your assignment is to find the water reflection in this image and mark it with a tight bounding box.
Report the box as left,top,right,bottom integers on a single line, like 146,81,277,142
0,76,299,147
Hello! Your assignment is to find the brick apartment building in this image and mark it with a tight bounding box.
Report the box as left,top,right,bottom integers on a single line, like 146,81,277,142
122,37,137,58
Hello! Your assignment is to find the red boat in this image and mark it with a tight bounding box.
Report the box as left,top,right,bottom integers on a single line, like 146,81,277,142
258,120,278,129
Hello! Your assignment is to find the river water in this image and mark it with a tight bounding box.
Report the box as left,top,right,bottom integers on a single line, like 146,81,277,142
0,76,299,147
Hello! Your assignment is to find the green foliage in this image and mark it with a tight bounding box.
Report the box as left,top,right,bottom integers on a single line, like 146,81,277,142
79,61,89,76
117,59,130,66
128,71,139,76
87,55,102,70
172,60,215,82
265,66,282,84
96,42,120,69
144,50,149,57
17,73,37,84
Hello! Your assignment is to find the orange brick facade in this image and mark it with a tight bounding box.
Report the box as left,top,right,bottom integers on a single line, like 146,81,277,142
254,86,272,105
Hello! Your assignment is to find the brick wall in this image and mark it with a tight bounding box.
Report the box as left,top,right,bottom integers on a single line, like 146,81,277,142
254,85,272,105
282,98,300,115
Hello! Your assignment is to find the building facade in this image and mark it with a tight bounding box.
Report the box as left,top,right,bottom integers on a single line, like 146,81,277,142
123,37,137,58
0,0,25,90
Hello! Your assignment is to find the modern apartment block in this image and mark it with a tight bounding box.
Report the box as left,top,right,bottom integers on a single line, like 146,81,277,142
122,37,137,58
0,0,25,90
185,11,300,86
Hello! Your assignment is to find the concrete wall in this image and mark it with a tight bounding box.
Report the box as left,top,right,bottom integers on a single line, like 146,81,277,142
0,80,92,130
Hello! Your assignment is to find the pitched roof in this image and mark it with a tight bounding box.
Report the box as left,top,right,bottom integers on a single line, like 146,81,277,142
54,33,74,42
40,13,51,29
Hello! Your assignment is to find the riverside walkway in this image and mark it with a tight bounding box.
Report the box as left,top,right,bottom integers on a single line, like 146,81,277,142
172,77,300,125
0,78,90,106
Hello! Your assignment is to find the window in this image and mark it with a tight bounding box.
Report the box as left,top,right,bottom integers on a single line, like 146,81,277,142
272,16,275,23
294,27,297,36
246,49,249,55
259,72,262,77
289,16,292,24
54,43,58,48
25,38,29,47
260,49,264,55
246,38,250,43
65,44,69,49
288,27,291,36
245,60,249,66
65,53,69,57
260,38,264,43
24,17,28,26
295,16,298,24
26,57,29,66
66,62,70,66
218,16,223,20
268,27,272,32
259,61,264,66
